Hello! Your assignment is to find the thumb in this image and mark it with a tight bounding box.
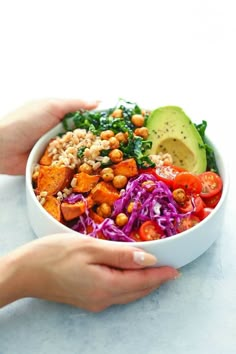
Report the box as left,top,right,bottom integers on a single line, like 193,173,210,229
90,240,160,269
54,98,100,117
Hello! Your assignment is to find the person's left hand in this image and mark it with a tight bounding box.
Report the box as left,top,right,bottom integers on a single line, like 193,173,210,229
0,98,99,175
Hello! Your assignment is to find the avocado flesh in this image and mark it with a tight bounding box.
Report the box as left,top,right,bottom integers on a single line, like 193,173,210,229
146,106,207,174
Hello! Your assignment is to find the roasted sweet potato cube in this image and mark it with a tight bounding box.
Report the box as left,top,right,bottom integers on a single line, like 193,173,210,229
112,158,138,178
61,200,86,221
86,195,95,209
39,144,53,166
90,181,120,206
89,209,104,224
61,196,94,221
37,165,74,195
43,196,62,222
72,172,100,193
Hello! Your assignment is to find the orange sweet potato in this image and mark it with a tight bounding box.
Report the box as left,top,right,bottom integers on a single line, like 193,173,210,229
37,165,74,195
89,209,104,224
43,196,62,222
61,196,94,221
90,181,120,206
112,158,138,178
87,210,106,238
61,201,86,221
72,172,100,193
39,144,53,166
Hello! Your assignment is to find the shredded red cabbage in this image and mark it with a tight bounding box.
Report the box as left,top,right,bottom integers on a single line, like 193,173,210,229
66,173,187,242
63,193,84,204
111,174,183,238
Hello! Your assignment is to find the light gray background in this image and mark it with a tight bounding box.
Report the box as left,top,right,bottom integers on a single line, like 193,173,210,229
0,1,235,353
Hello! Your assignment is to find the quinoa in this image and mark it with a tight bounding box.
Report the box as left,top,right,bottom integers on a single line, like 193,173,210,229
36,191,48,205
48,129,111,171
149,152,173,166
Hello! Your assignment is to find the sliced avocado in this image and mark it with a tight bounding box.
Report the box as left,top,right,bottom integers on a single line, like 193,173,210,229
146,106,207,174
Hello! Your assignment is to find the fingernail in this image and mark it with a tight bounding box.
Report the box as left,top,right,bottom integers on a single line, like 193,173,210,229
92,100,102,105
133,251,157,266
173,272,181,279
86,99,101,106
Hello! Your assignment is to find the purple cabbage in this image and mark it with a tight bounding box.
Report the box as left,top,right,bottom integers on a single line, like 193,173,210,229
66,173,188,241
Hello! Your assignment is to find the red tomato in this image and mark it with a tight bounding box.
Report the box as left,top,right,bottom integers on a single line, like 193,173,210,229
177,215,200,233
198,207,214,220
138,168,158,178
173,172,202,195
139,220,164,241
154,163,185,188
198,171,223,198
203,191,222,208
129,230,142,242
97,231,107,240
179,195,205,215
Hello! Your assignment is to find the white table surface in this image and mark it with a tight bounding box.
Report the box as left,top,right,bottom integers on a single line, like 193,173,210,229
0,1,236,353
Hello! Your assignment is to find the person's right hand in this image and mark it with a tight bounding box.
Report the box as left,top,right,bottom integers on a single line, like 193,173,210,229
1,234,180,312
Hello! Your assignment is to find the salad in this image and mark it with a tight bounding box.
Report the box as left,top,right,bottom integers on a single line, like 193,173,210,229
32,99,223,242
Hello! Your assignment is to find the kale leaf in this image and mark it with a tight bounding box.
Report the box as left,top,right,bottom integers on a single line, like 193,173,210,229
194,120,219,173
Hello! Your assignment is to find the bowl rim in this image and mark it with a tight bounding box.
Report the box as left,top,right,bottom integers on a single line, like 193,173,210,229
26,121,229,244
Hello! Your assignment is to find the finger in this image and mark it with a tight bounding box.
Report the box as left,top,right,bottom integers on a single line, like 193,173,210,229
107,266,180,294
54,98,100,117
113,285,158,305
88,239,162,269
87,286,158,311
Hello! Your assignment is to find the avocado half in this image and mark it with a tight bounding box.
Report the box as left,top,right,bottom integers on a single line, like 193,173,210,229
146,106,207,174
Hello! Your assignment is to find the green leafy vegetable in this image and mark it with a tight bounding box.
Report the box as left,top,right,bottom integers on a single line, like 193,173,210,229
77,146,86,158
62,99,153,169
194,120,219,173
120,135,154,168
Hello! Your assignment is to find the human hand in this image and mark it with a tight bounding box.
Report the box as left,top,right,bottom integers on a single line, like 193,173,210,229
0,98,99,175
0,234,179,312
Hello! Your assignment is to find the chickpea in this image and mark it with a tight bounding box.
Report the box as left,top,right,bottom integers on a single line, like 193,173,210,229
96,206,102,217
141,109,146,116
79,163,93,174
172,188,186,204
101,167,114,182
97,203,112,218
115,213,128,227
127,201,135,213
101,167,113,175
112,175,128,189
127,201,141,213
131,114,145,127
134,127,149,139
100,130,115,140
109,136,120,149
115,132,128,143
109,149,123,163
112,109,123,118
142,180,156,192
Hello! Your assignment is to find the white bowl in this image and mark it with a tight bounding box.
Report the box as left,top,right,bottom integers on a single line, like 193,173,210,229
25,122,229,269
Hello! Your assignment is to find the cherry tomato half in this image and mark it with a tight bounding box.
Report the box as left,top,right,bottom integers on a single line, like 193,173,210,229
154,163,185,188
139,220,164,241
173,172,202,195
176,215,200,233
178,195,205,215
198,207,214,221
198,171,223,198
203,191,222,208
129,230,142,242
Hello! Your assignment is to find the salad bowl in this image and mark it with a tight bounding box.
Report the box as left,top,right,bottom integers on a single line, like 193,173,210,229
25,103,229,269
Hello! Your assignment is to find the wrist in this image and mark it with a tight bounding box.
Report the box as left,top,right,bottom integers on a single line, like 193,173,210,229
0,249,31,308
0,121,5,174
0,121,8,175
